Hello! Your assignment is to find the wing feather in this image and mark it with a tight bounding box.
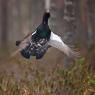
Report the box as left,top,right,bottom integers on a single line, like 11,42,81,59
48,32,80,58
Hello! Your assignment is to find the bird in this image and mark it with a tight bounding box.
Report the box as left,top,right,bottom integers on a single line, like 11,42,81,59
15,12,51,59
12,11,79,59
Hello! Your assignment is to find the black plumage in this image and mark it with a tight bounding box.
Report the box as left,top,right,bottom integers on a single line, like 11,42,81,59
32,12,51,43
20,39,49,59
15,12,51,59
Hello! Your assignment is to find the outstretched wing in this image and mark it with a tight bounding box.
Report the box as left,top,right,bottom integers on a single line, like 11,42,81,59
48,32,80,58
11,32,32,57
11,41,29,57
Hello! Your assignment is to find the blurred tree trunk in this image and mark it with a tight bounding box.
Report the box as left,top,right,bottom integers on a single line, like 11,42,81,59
62,0,77,69
87,0,95,48
20,0,31,36
80,0,89,50
50,0,79,69
86,0,95,69
1,0,8,47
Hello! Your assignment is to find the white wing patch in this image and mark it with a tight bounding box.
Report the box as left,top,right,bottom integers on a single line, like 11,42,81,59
48,32,79,58
32,30,37,35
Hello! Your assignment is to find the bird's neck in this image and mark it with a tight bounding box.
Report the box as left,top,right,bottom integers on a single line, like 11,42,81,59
42,18,49,25
42,12,50,25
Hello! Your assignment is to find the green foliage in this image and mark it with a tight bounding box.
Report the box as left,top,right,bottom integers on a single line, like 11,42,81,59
89,79,95,85
75,57,85,65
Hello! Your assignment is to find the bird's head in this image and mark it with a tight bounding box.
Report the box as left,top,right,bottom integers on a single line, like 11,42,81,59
42,12,50,24
43,12,50,18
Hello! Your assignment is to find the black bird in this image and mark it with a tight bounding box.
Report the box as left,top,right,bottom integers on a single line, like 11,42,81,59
15,12,51,59
13,12,79,59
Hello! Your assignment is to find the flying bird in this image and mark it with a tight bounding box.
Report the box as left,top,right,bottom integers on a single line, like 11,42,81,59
12,12,79,59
